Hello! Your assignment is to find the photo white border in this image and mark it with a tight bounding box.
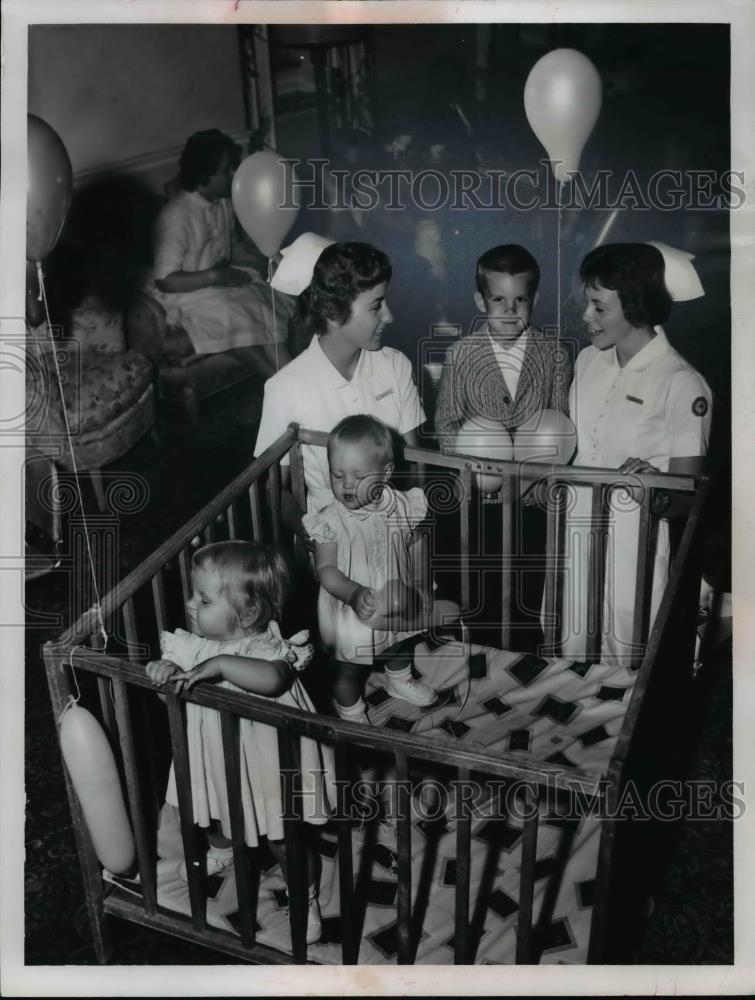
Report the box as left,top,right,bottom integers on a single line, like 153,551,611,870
2,1,753,995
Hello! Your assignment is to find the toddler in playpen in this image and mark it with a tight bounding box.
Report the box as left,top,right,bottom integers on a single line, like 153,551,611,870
146,540,335,943
303,414,457,724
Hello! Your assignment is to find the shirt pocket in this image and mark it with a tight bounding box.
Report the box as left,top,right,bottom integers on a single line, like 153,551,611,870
372,385,402,429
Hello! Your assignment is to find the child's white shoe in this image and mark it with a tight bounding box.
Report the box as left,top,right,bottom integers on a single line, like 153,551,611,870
385,669,436,707
179,846,234,883
307,890,322,945
334,697,370,725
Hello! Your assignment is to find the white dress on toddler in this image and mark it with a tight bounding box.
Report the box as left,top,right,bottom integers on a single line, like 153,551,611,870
161,622,335,846
303,486,428,665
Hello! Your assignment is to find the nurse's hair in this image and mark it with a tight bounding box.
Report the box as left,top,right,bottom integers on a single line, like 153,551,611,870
327,414,395,467
292,242,392,352
191,540,289,630
580,243,672,328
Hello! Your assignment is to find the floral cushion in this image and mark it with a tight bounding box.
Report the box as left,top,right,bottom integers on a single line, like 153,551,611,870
28,349,153,435
69,295,126,353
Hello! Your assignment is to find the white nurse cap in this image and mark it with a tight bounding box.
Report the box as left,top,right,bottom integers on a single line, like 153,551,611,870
646,241,705,302
270,232,335,296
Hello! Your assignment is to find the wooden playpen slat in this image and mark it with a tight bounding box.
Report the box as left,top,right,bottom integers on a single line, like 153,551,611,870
630,488,659,668
178,546,192,627
395,751,412,964
202,523,214,546
269,462,282,543
165,693,206,931
289,437,309,562
459,464,472,614
97,676,117,737
586,484,608,662
454,765,472,964
219,710,256,948
334,744,358,965
123,597,139,660
227,502,238,540
151,569,168,634
543,479,565,654
278,728,307,962
249,481,264,542
499,477,513,650
289,436,307,512
516,785,539,963
124,595,163,821
111,678,158,915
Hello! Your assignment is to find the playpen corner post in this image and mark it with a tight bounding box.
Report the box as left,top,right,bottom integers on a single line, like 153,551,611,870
499,474,513,651
586,778,620,963
278,727,308,962
460,463,472,615
42,642,115,964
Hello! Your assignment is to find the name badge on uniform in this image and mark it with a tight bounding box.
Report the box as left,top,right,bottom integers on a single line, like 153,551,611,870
626,395,644,405
375,388,394,401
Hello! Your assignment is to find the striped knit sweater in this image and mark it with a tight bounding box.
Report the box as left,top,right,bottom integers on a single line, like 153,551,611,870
434,326,572,453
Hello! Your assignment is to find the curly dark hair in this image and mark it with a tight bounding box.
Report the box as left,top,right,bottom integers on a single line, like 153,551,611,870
579,243,672,328
179,129,240,192
291,242,392,351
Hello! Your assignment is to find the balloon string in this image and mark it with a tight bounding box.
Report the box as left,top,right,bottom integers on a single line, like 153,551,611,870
58,645,84,722
36,261,108,649
268,256,279,372
556,180,563,343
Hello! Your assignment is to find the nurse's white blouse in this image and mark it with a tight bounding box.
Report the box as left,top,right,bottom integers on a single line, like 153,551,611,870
255,335,426,513
569,327,712,472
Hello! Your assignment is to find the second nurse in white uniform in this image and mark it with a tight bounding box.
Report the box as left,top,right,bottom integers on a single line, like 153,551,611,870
561,242,712,666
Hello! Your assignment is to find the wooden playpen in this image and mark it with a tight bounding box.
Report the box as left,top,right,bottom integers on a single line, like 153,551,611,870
43,425,709,964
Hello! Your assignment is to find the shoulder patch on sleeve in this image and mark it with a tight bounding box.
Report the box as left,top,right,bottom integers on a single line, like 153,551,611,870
692,396,709,417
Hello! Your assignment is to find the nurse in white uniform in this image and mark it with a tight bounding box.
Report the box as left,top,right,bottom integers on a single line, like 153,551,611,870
254,242,425,529
561,243,712,666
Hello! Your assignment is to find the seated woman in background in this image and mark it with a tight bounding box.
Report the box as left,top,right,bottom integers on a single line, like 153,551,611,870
151,129,291,377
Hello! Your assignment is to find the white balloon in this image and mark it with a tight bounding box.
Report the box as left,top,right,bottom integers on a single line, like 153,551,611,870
524,49,602,183
455,417,515,493
513,408,577,466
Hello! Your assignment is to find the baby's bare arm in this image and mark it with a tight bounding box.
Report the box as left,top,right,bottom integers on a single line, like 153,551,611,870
314,542,374,619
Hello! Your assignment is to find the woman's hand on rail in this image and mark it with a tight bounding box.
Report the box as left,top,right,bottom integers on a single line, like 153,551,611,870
616,457,661,506
618,457,660,476
146,659,181,686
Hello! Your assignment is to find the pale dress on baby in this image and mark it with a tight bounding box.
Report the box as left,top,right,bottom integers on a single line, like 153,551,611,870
161,623,335,846
302,487,428,665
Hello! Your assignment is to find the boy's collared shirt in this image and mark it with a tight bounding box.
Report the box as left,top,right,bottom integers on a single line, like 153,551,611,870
486,325,530,403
